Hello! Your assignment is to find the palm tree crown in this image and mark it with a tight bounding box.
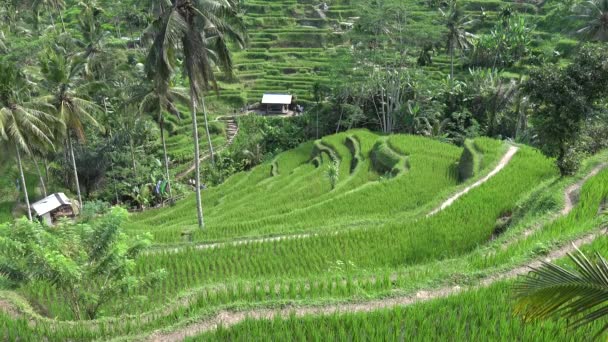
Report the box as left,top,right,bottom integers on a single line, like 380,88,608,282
441,0,475,81
573,0,608,41
39,49,102,205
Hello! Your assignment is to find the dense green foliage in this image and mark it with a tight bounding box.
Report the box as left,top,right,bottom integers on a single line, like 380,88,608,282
0,0,608,340
0,208,164,320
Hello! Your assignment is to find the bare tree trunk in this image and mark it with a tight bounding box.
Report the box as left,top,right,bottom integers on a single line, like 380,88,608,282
336,105,343,134
129,138,138,178
32,155,47,197
67,134,83,207
44,159,50,186
16,146,32,221
159,110,173,201
450,47,455,87
200,95,215,166
46,4,57,33
316,103,320,139
191,95,205,229
110,159,119,204
59,11,67,33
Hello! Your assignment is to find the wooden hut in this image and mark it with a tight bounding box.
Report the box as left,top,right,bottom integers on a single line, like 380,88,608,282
261,94,293,114
32,193,75,226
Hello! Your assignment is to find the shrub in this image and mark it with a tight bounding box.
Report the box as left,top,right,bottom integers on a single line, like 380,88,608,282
557,147,583,176
458,140,482,181
327,160,340,190
0,208,165,320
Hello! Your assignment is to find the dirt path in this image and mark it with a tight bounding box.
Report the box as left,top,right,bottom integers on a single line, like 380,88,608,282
148,232,319,255
427,145,519,216
175,118,239,181
0,299,21,320
314,6,327,20
498,162,608,248
148,228,607,342
562,162,608,215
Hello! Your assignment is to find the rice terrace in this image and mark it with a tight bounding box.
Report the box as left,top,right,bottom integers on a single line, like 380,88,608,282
1,0,608,341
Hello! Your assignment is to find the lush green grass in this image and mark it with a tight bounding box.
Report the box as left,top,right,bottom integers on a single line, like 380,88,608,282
190,196,608,342
187,280,602,341
4,147,608,341
125,129,505,244
16,132,551,320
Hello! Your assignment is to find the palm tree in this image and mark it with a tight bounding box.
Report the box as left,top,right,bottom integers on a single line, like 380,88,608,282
145,0,246,228
514,248,608,337
75,2,116,80
39,50,102,207
32,0,66,32
0,62,56,220
441,0,475,84
131,80,189,202
573,0,608,41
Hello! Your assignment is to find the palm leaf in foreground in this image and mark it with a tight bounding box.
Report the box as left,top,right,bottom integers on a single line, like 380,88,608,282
514,247,608,336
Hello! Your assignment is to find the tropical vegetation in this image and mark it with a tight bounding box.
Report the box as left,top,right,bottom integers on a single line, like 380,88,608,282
0,0,608,340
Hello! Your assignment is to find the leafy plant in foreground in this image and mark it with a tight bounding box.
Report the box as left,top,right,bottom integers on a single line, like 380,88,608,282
514,248,608,336
0,208,165,320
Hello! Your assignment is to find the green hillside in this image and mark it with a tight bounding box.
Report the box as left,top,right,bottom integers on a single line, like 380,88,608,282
2,0,608,340
2,135,608,340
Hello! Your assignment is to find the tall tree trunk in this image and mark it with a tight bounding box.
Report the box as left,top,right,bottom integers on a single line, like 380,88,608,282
46,4,57,33
450,47,455,87
159,111,173,201
59,11,67,33
200,95,215,166
191,95,205,229
44,159,50,186
110,158,119,204
316,102,320,139
336,106,343,134
32,156,47,197
67,134,83,208
129,138,138,178
15,146,32,221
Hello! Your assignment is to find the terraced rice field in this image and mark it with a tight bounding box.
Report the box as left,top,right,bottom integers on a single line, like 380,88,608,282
126,129,505,244
2,129,608,340
214,0,577,106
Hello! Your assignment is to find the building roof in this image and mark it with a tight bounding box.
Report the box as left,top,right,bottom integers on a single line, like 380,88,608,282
262,94,293,105
32,193,72,216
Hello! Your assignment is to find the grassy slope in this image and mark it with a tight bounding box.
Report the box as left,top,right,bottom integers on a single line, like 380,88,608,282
126,129,472,243
5,149,608,341
4,147,608,341
18,131,522,320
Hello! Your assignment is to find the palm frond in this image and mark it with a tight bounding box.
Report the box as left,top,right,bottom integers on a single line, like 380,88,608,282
514,247,608,336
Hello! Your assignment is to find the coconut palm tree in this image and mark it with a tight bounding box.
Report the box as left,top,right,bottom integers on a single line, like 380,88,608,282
39,50,102,207
573,0,608,41
514,248,608,337
0,62,56,220
145,0,246,228
131,80,189,202
441,0,475,84
75,1,117,81
32,0,66,32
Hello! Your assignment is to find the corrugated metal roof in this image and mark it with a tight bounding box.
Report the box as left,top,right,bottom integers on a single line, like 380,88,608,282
261,94,293,104
32,193,72,216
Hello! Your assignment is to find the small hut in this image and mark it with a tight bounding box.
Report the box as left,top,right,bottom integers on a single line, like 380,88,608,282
32,193,75,226
261,94,293,115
